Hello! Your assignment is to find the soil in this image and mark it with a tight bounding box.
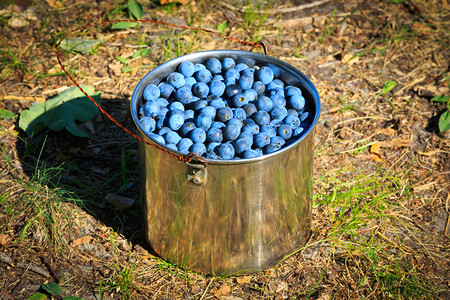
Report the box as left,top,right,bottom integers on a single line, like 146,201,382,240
0,0,449,299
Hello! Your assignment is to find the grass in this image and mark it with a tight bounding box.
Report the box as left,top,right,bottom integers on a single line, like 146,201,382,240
0,138,82,252
159,28,201,62
307,167,437,299
241,0,270,42
0,46,30,81
97,231,141,298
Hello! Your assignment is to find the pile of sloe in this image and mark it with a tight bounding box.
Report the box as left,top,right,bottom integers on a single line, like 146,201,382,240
138,57,312,160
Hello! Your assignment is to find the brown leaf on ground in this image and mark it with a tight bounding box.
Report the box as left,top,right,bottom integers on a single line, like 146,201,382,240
190,285,201,294
70,236,92,247
0,234,12,247
370,142,383,162
236,275,252,284
213,284,232,298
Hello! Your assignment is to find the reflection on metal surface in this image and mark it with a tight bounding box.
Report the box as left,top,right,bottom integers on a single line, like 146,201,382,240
132,50,320,275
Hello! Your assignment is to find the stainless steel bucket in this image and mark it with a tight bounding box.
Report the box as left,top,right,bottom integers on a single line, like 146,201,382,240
131,50,320,275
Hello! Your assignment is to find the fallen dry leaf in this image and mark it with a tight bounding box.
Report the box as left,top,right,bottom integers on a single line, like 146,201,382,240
213,284,232,298
370,142,383,162
190,285,202,294
342,53,359,66
0,233,12,247
236,275,252,284
105,193,135,210
411,22,433,34
70,235,92,247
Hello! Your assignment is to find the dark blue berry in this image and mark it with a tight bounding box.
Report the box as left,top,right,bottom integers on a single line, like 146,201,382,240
180,122,196,137
192,82,209,98
167,72,185,89
216,142,235,159
144,100,159,117
175,86,193,104
216,107,233,122
190,143,206,156
277,124,292,140
190,128,206,143
205,58,222,74
222,124,240,141
221,57,235,71
177,138,194,154
158,82,174,99
252,110,270,126
256,66,274,85
143,84,160,101
206,128,223,143
179,61,195,77
209,80,226,96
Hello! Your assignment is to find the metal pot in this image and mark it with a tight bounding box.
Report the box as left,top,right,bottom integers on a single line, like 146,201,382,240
131,50,320,275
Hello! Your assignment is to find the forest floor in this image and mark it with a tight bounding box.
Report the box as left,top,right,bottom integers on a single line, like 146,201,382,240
0,0,449,299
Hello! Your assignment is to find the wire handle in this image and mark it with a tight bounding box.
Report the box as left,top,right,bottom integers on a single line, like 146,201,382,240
56,19,267,164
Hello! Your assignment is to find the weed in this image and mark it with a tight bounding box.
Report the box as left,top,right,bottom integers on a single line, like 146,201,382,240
379,80,398,112
430,94,450,132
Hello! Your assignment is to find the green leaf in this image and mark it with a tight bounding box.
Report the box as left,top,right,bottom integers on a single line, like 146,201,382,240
19,85,101,138
382,81,397,94
60,38,102,53
0,108,15,120
127,0,143,20
111,21,138,29
42,282,61,295
431,95,450,104
62,297,84,300
131,48,151,59
438,110,450,132
28,293,47,300
121,66,133,73
217,21,227,34
116,56,128,64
